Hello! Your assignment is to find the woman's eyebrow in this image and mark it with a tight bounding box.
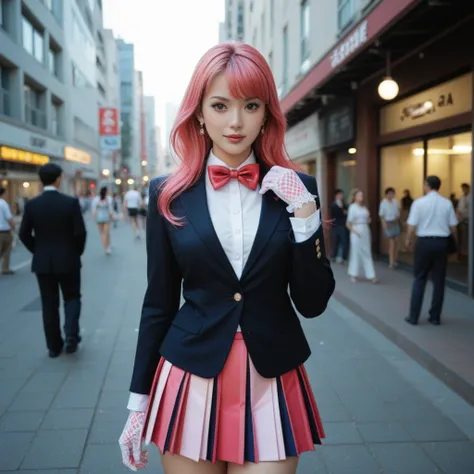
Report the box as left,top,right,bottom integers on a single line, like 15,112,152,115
208,96,230,101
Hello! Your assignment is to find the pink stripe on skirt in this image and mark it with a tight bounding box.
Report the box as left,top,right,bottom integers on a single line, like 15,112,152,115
142,333,324,464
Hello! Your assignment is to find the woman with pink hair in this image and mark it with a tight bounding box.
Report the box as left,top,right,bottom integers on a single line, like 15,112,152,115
119,42,335,474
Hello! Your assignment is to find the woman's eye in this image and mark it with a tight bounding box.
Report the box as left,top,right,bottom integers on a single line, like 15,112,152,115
211,103,226,111
246,102,260,111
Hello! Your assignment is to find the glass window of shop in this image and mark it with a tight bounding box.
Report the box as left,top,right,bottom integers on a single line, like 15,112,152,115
380,131,472,284
336,150,357,197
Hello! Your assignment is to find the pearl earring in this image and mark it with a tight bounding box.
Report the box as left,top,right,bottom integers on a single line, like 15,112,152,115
199,123,205,135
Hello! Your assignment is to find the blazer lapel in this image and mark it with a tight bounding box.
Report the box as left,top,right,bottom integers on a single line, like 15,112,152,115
241,164,284,280
179,171,239,282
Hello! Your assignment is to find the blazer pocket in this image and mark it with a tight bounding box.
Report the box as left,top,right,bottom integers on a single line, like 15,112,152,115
171,313,203,335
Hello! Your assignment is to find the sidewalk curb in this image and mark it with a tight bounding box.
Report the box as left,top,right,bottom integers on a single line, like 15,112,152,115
334,289,474,406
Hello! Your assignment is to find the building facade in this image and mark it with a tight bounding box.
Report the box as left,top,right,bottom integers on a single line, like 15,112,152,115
224,0,474,296
116,38,136,184
143,95,157,181
0,0,108,212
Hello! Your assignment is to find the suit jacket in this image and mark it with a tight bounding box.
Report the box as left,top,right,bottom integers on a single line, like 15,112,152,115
130,165,335,394
19,190,87,274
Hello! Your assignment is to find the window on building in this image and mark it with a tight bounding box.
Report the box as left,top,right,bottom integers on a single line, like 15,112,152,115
282,25,288,95
300,0,310,72
72,64,89,87
237,2,244,40
261,12,265,49
24,81,46,129
0,66,11,117
51,98,61,136
49,47,59,77
120,82,132,104
22,16,44,63
0,0,4,28
338,0,354,31
98,82,106,98
270,0,274,36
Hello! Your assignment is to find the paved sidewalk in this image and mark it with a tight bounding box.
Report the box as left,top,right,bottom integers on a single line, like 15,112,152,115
1,221,474,473
331,261,474,405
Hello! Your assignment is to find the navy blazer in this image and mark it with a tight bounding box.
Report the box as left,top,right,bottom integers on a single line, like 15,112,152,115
129,164,335,394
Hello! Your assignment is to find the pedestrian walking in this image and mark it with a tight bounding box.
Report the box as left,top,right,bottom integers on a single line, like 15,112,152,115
19,163,87,357
118,42,335,474
379,187,400,268
123,187,142,239
0,187,15,275
330,189,348,263
405,176,458,325
346,189,377,283
92,186,114,255
138,191,148,232
112,192,122,228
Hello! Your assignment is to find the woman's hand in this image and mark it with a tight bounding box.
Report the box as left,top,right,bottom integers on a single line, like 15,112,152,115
118,411,148,471
260,166,317,213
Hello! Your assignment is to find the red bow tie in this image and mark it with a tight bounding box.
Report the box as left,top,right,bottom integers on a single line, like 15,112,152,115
208,164,260,191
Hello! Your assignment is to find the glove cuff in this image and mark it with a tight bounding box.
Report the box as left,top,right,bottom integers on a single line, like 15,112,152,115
286,192,317,213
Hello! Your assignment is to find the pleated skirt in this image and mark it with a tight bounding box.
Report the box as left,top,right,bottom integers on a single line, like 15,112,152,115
142,333,325,465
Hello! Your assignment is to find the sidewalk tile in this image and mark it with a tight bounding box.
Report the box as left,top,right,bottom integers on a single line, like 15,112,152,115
40,408,94,430
0,432,35,470
369,443,441,474
0,410,44,432
21,429,88,469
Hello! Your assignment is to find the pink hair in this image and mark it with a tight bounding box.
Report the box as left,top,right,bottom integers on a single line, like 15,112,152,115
158,41,298,225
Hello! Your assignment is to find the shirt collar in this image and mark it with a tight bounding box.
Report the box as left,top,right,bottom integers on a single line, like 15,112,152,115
43,186,58,192
206,149,257,169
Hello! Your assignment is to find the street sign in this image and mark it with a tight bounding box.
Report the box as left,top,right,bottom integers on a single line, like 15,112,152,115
100,136,121,150
99,107,119,136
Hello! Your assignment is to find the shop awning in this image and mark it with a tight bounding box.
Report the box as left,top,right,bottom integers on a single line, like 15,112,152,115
283,0,473,126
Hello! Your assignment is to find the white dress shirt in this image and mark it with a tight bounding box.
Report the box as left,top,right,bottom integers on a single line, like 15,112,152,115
378,199,400,222
127,150,320,411
0,199,13,231
407,191,458,237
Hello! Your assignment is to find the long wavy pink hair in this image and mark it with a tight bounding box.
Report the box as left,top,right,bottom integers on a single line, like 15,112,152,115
158,42,298,225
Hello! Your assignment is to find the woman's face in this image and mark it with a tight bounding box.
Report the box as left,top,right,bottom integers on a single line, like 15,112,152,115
355,191,364,204
198,73,266,163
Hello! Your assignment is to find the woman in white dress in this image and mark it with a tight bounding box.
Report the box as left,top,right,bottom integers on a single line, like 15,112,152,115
346,189,377,283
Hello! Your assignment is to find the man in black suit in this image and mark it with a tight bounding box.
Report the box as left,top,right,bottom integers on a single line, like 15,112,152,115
19,164,87,357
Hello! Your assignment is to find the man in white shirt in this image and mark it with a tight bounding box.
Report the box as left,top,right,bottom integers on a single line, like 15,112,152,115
405,176,458,325
0,187,15,275
123,187,143,239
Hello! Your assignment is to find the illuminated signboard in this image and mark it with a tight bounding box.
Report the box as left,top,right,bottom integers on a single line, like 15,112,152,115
64,146,91,164
0,146,50,165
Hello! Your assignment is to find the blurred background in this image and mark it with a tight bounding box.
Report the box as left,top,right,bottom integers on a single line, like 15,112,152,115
0,0,472,292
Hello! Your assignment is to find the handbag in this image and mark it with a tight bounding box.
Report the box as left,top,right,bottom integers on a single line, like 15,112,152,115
447,234,457,255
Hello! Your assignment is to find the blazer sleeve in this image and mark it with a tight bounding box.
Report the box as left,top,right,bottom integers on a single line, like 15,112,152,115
19,202,35,253
288,175,335,319
72,198,87,256
129,177,182,394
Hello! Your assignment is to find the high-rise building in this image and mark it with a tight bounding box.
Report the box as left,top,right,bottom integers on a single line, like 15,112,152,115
223,0,244,41
116,38,136,182
143,96,157,180
0,0,108,210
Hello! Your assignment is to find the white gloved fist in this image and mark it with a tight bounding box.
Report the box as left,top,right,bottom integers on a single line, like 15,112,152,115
118,410,148,471
259,166,317,213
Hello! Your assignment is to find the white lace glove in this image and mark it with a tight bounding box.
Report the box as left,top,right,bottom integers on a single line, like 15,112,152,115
259,166,317,213
118,411,148,471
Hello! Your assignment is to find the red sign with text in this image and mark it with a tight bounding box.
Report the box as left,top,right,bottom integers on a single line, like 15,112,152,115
99,107,119,136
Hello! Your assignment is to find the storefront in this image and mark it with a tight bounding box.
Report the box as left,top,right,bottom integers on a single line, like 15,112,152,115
63,146,97,196
320,99,357,208
378,73,473,287
0,145,50,214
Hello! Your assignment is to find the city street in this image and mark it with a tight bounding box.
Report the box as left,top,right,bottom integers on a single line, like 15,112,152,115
1,217,474,474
